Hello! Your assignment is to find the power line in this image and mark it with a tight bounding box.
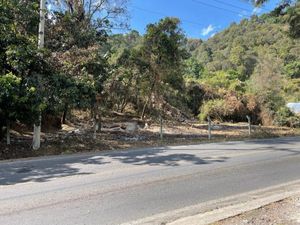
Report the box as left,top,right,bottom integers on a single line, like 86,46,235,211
211,0,271,15
192,0,272,18
131,5,208,27
210,0,251,12
192,0,251,16
131,0,270,27
129,1,270,35
236,0,273,11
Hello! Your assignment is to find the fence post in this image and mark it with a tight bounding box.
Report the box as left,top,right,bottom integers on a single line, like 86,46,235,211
93,120,99,139
160,115,163,141
6,120,10,145
246,115,251,136
208,116,212,140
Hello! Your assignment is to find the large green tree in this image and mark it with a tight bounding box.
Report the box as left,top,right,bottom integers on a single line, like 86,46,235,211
140,17,188,118
44,0,129,129
0,0,48,143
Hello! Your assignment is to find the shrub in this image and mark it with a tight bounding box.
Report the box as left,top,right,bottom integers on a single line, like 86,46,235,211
274,106,300,127
198,94,249,122
198,99,228,122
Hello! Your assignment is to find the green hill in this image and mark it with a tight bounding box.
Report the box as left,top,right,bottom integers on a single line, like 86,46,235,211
184,3,300,126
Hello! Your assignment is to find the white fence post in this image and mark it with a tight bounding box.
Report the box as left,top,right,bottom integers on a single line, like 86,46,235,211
208,116,212,140
160,115,163,141
246,115,251,136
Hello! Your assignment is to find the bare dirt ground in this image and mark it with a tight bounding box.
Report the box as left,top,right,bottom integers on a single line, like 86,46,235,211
1,117,299,160
212,195,300,225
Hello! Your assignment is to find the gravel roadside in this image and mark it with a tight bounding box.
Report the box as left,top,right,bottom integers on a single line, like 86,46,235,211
212,195,300,225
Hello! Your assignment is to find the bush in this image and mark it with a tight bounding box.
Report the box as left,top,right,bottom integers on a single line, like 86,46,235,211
185,82,205,115
198,94,249,122
198,99,228,122
284,61,300,79
274,106,300,127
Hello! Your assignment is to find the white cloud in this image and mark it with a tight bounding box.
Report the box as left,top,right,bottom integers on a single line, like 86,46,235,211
210,33,216,38
47,3,52,11
252,7,262,15
47,4,53,20
201,24,215,36
238,10,249,18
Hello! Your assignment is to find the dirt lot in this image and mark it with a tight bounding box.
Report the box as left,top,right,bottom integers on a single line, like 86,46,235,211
1,118,299,160
212,195,300,225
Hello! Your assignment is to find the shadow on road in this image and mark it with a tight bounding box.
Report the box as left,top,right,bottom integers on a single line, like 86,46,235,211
1,137,299,186
104,149,228,166
0,156,108,185
0,148,229,186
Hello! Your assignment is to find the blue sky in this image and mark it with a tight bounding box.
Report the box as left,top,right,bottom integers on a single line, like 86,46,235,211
127,0,281,39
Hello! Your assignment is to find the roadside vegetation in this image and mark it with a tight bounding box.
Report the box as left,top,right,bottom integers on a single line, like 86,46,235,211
0,0,300,158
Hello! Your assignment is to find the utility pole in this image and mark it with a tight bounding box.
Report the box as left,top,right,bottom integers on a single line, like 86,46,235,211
33,0,46,150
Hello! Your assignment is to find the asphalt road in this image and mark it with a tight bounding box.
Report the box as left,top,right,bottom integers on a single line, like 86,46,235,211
1,137,300,225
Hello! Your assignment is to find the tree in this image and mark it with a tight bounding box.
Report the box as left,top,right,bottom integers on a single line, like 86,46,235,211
0,0,47,145
251,0,300,38
247,55,285,125
284,61,300,78
105,47,147,113
0,73,21,144
184,57,204,80
44,0,129,134
286,1,300,38
0,0,130,145
46,0,129,51
49,0,128,27
140,17,188,118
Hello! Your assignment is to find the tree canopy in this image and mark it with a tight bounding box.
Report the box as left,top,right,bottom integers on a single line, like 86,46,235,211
1,0,300,145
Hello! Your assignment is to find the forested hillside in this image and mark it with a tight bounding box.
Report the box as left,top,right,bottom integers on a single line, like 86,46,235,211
108,1,300,127
184,3,300,126
0,0,299,148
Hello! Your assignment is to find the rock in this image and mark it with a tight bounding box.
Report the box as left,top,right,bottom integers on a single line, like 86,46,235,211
68,129,81,134
125,122,138,133
74,129,81,134
144,123,149,129
120,136,146,141
213,125,221,130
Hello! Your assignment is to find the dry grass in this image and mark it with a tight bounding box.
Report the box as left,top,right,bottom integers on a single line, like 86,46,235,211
1,120,299,160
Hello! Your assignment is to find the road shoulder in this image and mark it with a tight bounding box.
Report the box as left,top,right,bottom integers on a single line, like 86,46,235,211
121,180,300,225
212,194,300,225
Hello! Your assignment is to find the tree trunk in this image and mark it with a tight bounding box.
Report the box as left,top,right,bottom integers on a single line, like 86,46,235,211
141,79,156,120
120,98,128,113
141,97,150,120
61,104,68,124
0,127,4,141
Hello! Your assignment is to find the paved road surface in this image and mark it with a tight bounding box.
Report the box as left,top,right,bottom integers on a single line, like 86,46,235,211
1,137,300,225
